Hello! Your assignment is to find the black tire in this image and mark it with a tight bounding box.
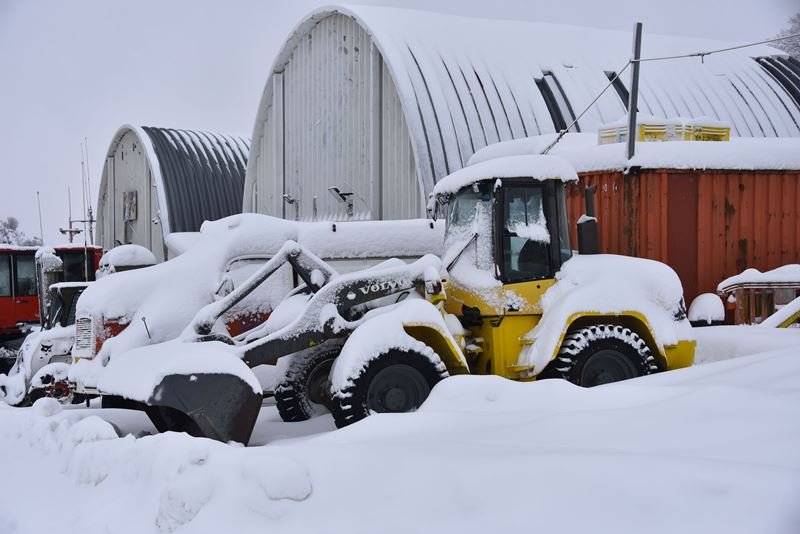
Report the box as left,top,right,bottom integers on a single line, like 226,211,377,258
542,324,660,387
274,343,341,422
330,348,449,429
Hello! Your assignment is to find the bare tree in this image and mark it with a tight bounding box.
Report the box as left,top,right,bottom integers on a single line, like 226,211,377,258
774,13,800,59
0,217,42,246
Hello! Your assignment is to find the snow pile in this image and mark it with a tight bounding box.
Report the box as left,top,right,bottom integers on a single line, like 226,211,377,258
688,293,725,324
2,344,800,533
760,296,800,328
164,232,202,256
693,325,800,364
468,134,800,172
34,246,63,272
718,264,800,291
520,254,692,373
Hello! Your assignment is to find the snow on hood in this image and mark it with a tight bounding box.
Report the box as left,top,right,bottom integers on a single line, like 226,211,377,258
100,245,157,269
718,264,800,291
520,254,692,373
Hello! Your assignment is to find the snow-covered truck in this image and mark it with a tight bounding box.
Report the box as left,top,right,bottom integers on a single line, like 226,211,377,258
0,245,157,405
69,214,444,397
89,154,696,444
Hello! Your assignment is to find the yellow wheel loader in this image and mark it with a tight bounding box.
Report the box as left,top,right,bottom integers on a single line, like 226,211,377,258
93,154,695,443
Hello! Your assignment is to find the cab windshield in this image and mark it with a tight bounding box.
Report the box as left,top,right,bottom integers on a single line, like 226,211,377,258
443,182,494,274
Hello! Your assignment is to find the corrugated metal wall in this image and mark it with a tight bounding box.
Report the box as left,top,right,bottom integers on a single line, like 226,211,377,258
566,169,800,303
249,13,421,221
105,131,155,258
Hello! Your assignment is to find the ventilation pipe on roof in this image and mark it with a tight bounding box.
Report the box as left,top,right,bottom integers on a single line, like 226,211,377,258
626,22,643,161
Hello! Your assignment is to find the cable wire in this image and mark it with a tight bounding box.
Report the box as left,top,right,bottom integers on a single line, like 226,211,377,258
637,32,800,63
542,60,631,154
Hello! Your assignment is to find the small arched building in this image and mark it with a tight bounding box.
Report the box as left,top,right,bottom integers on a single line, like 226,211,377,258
243,5,800,221
96,125,250,261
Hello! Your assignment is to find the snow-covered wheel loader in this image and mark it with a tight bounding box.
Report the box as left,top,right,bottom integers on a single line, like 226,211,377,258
92,154,695,444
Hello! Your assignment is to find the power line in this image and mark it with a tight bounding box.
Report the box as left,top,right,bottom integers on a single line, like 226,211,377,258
540,31,800,155
637,32,800,64
542,60,631,154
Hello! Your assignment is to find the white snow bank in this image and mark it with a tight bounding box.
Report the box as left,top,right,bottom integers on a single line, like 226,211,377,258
431,155,578,201
469,134,800,172
1,343,800,533
718,264,800,291
688,293,725,324
693,325,800,365
97,340,262,402
761,296,800,328
521,254,692,373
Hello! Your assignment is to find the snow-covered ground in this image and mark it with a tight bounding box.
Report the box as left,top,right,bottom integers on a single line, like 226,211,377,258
0,328,798,534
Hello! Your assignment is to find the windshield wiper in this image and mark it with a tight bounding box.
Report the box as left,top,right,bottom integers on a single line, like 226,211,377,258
446,232,478,272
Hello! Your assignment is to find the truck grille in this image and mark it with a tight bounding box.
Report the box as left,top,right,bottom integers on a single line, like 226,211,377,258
74,317,93,356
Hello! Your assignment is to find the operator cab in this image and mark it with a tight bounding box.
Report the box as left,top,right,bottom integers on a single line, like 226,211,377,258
432,155,578,286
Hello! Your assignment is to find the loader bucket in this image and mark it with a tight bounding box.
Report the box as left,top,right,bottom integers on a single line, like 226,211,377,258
145,373,262,444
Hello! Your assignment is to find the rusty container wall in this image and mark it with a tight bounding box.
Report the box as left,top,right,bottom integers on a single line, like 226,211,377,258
566,169,800,305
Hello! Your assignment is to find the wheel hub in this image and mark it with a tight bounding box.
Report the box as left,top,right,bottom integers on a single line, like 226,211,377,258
581,349,638,386
366,364,430,413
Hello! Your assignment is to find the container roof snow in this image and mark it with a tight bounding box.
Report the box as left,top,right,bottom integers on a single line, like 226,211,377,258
244,5,800,217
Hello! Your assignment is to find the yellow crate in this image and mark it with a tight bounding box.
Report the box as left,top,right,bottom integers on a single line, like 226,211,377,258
598,120,730,145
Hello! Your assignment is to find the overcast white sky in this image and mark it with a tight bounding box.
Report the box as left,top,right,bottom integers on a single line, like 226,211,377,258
0,0,796,245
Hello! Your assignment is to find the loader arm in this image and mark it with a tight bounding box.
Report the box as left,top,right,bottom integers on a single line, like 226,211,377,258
239,255,443,368
192,240,336,337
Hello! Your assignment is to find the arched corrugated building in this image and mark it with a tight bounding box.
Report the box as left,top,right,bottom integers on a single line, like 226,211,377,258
243,5,800,221
96,125,250,261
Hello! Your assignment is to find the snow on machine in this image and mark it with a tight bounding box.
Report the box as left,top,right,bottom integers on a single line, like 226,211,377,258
69,215,443,399
88,155,696,444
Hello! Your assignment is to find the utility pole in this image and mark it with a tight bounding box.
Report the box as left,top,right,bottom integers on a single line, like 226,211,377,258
36,191,45,245
59,187,83,243
627,22,643,161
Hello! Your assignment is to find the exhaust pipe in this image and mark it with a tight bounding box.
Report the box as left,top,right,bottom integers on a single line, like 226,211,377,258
577,184,599,255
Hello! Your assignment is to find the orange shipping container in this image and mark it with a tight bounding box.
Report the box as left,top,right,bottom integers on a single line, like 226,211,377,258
566,169,800,305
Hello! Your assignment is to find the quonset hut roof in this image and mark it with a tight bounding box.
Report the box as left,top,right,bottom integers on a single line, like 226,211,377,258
245,5,800,211
102,125,250,234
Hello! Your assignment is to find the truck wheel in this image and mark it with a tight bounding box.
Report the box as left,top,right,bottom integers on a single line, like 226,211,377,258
274,343,341,422
545,324,660,387
331,348,448,429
